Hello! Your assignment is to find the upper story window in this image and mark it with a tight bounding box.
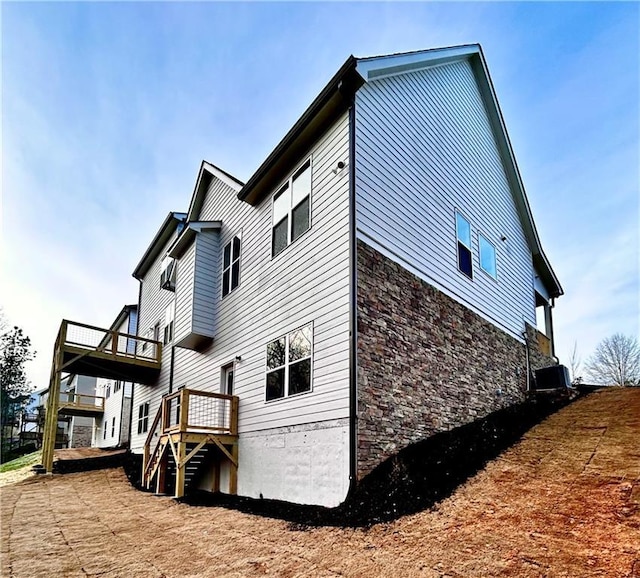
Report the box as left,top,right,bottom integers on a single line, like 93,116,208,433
266,323,312,401
455,211,473,279
163,303,175,345
479,234,497,279
114,381,122,393
222,236,241,297
272,160,312,257
105,385,111,399
160,255,176,292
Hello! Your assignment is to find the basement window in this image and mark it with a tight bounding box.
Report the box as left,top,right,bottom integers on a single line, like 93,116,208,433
222,236,241,297
266,323,312,401
137,402,149,434
272,160,312,258
456,211,473,279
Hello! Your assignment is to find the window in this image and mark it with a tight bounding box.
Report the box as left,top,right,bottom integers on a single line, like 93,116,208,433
103,423,107,440
266,324,312,401
111,417,116,438
137,402,149,434
479,234,497,279
222,236,241,297
272,160,311,257
456,211,473,279
160,255,176,291
114,381,122,393
105,385,111,399
163,303,175,345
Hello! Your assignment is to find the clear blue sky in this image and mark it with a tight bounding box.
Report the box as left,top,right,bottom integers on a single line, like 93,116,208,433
2,2,638,389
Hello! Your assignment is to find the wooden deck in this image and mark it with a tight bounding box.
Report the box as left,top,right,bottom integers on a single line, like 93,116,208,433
59,320,162,384
143,389,239,498
58,392,105,418
41,319,163,473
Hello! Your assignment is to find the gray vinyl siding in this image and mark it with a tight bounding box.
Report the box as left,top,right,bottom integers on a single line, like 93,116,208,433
192,231,219,338
131,112,351,452
355,59,536,340
174,241,197,342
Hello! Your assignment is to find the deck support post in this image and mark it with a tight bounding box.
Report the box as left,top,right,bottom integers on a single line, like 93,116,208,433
174,440,187,498
42,322,67,473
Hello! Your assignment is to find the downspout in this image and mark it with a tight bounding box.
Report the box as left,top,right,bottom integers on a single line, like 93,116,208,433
128,281,143,450
118,383,127,448
523,326,532,394
347,99,359,496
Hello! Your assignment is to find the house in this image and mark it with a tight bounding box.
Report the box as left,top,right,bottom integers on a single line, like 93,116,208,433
128,44,562,507
92,305,137,448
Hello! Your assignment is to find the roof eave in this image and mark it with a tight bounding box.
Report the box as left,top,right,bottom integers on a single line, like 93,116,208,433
238,56,362,206
132,212,187,280
167,221,222,259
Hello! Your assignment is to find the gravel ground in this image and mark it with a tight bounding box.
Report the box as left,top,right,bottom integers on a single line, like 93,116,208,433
1,388,639,578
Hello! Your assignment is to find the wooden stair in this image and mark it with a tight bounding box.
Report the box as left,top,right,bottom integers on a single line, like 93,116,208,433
142,388,239,498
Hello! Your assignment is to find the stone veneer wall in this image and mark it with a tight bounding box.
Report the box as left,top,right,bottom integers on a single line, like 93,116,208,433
69,425,93,448
356,240,554,479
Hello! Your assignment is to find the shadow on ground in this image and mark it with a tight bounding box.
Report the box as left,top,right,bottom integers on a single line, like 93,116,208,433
157,392,577,527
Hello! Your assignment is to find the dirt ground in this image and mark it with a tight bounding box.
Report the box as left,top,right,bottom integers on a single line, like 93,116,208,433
1,388,639,578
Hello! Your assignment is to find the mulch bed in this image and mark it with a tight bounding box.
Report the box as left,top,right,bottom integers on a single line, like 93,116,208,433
181,391,576,527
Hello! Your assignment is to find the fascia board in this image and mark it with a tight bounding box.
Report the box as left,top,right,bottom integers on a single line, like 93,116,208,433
356,45,480,82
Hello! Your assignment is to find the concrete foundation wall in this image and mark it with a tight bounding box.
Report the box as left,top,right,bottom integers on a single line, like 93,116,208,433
356,241,555,478
235,418,350,507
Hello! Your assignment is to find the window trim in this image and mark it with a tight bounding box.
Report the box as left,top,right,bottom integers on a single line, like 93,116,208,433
271,158,313,259
221,235,242,298
455,210,473,280
264,322,314,403
478,232,498,281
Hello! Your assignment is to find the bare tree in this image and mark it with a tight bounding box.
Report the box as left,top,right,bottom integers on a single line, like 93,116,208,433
585,333,640,386
568,341,582,385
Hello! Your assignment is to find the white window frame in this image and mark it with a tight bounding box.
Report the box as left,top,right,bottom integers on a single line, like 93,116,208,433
222,235,241,298
271,158,312,258
265,323,313,402
478,233,498,280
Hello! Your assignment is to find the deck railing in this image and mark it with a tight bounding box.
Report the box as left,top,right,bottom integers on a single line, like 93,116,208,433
161,389,238,435
58,392,105,412
142,388,238,481
60,319,162,364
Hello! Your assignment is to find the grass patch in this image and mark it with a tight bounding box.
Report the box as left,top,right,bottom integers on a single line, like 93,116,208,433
0,451,41,473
